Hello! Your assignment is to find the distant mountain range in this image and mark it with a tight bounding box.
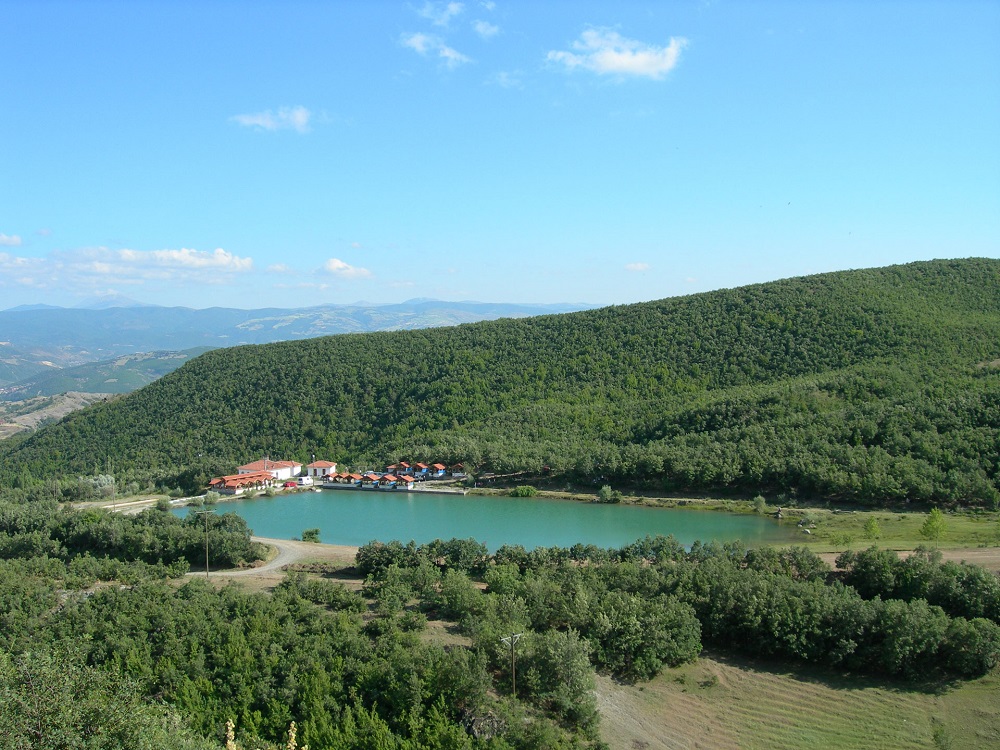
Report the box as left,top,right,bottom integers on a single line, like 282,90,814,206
0,299,592,389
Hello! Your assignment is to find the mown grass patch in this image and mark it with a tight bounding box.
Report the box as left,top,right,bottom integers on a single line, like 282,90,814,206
776,507,1000,553
598,650,1000,750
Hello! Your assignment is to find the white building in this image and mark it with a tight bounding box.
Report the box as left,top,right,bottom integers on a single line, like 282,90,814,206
305,460,338,478
237,458,302,481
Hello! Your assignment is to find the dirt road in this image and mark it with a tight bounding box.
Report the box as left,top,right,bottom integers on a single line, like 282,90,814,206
190,537,361,588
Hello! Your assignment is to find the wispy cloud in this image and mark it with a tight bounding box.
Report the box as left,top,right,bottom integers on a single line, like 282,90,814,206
494,70,523,89
0,234,22,247
401,32,471,68
116,247,253,272
473,19,499,39
418,1,464,26
625,262,651,272
231,105,312,133
548,29,688,80
324,258,372,279
0,247,253,291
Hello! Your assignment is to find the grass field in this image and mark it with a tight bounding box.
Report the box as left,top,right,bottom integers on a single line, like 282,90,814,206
597,651,1000,750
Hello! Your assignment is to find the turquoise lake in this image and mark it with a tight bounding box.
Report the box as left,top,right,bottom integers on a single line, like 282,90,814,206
176,489,796,551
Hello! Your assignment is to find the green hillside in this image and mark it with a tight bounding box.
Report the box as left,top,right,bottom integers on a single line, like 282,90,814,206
0,347,214,401
3,259,1000,506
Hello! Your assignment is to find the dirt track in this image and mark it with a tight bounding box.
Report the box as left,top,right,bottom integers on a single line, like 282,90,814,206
190,537,360,588
818,546,1000,572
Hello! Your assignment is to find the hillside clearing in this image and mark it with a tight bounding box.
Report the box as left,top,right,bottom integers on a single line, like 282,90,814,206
597,652,1000,750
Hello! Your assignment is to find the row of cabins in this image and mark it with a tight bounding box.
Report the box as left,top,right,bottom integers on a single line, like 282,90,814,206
208,457,467,495
323,462,468,490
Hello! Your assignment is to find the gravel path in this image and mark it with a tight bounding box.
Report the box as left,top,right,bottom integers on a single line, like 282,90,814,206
190,536,360,579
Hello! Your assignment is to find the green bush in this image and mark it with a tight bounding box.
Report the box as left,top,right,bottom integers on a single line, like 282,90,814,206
509,485,537,497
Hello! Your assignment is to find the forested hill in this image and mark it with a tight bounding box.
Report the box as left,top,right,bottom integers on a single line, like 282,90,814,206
4,258,1000,506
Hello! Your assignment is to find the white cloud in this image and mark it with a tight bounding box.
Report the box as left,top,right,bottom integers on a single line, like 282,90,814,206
494,70,523,88
117,247,253,272
402,32,434,55
0,252,40,272
547,29,688,80
231,105,312,133
324,258,372,279
439,45,472,68
401,32,471,68
473,20,499,38
418,1,464,26
480,1,495,9
267,263,294,274
0,246,254,292
0,234,22,247
625,262,651,272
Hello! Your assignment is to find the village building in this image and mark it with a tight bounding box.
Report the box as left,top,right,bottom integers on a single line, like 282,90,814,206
237,458,302,481
208,470,275,495
305,460,337,479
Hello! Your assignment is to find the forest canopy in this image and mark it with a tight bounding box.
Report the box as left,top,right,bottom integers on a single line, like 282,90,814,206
3,258,1000,507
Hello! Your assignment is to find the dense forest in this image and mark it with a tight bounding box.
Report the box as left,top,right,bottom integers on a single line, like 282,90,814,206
1,487,998,748
3,259,1000,506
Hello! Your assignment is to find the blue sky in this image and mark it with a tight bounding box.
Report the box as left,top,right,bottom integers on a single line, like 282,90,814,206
1,0,998,310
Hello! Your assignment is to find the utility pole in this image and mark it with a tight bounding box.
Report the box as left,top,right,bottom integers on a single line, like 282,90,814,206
500,632,523,698
192,510,215,577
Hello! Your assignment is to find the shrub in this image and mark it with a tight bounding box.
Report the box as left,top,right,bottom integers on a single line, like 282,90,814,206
921,508,946,541
597,485,622,503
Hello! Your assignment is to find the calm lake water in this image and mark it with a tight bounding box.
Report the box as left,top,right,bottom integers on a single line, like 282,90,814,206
176,489,796,551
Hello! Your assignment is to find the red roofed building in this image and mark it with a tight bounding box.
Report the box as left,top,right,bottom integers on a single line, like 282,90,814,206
305,460,337,479
238,458,302,481
208,470,276,495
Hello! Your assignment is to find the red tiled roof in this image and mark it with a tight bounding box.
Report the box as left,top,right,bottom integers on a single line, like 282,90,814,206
432,463,446,470
307,460,337,468
239,458,301,472
209,470,274,489
382,474,398,482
